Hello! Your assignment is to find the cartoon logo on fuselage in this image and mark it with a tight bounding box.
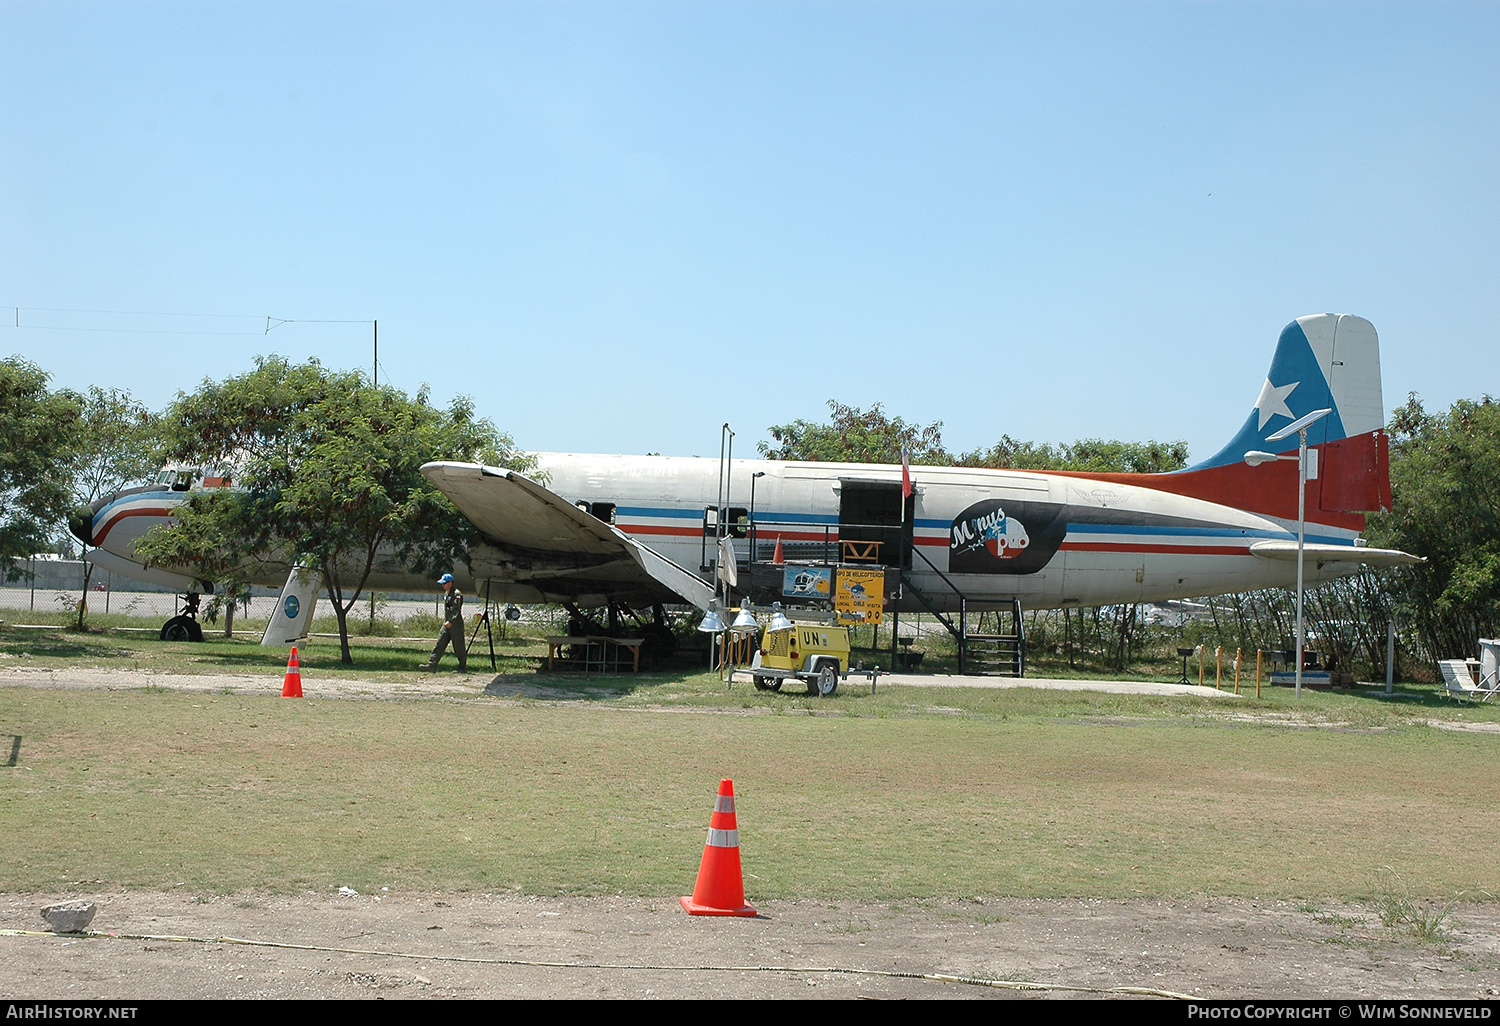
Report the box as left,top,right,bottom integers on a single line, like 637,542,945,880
951,506,1030,560
947,499,1067,576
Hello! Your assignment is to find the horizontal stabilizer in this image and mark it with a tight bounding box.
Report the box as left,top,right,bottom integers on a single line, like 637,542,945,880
1248,540,1422,567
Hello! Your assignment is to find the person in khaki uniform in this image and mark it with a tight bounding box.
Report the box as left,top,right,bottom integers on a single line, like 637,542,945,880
423,573,467,672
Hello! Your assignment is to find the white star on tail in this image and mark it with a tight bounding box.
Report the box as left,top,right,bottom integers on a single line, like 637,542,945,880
1254,378,1298,430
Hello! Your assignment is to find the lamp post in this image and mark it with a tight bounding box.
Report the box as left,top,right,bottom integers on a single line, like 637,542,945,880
712,423,735,607
1245,407,1332,699
750,471,766,563
700,424,736,651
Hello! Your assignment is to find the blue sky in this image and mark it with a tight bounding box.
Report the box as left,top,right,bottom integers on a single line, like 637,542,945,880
3,1,1495,461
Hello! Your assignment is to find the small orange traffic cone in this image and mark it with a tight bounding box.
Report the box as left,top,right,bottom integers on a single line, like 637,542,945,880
281,646,303,698
771,536,784,564
680,779,757,917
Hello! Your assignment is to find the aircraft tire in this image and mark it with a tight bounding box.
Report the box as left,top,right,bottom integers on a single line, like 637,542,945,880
753,675,781,692
160,615,203,643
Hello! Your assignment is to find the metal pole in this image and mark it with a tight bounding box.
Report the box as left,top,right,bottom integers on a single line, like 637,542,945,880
720,420,732,606
29,556,34,611
1295,428,1307,699
750,471,764,563
373,320,378,387
749,473,756,561
724,426,735,606
1386,617,1396,694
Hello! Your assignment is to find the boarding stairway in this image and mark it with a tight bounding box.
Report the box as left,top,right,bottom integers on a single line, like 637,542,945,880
900,544,1025,677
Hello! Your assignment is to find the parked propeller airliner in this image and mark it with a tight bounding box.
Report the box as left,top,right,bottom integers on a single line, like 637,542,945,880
71,313,1420,645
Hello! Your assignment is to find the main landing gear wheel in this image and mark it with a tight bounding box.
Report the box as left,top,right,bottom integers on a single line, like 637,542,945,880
816,665,839,697
753,675,782,692
160,615,203,643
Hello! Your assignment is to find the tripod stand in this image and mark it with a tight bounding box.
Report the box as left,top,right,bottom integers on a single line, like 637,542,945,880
466,588,499,671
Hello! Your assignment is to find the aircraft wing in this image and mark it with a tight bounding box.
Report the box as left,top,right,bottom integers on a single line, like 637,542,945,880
1248,541,1423,567
420,461,715,610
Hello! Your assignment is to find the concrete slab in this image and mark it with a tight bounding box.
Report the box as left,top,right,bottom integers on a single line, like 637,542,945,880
854,672,1241,698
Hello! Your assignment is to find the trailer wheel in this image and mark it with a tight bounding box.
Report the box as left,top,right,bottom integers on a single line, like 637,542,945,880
753,675,781,692
816,664,839,698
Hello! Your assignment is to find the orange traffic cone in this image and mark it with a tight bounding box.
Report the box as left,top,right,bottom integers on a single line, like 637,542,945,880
771,536,784,564
680,779,758,917
281,646,303,698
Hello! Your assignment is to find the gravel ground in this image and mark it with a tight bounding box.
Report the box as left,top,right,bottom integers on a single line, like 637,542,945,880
4,891,1500,1000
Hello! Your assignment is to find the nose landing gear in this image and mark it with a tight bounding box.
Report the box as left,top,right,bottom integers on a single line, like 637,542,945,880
160,593,205,642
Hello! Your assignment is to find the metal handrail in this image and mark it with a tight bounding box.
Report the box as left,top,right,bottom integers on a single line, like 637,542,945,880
744,517,916,566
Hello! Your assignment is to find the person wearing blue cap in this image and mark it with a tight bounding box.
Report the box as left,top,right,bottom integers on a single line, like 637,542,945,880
422,573,467,672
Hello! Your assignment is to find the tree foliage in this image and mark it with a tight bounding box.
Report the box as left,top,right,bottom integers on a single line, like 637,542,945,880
759,401,949,465
0,357,81,577
136,357,532,663
954,436,1189,474
1365,393,1500,660
759,399,1188,473
69,387,161,627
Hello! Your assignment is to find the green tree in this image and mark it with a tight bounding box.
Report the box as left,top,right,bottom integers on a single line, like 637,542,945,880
69,387,161,629
759,399,1188,474
136,357,532,663
1365,394,1500,660
0,357,81,578
954,436,1189,473
759,401,951,464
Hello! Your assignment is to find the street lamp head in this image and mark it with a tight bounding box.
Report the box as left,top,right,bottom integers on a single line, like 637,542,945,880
1243,450,1280,466
1265,407,1333,443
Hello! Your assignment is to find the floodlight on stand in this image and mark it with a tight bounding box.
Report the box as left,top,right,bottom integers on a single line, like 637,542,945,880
1264,408,1332,443
696,608,727,633
768,605,793,631
730,605,759,633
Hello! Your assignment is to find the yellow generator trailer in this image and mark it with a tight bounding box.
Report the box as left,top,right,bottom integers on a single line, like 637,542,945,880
750,619,851,697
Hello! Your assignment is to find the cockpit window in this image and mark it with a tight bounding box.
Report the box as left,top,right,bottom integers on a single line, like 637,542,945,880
170,471,195,491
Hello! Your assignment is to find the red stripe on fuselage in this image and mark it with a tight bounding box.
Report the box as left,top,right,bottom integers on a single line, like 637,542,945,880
94,507,175,547
620,523,951,547
620,524,840,542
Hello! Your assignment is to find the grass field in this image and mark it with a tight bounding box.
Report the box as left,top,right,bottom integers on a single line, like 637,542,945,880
2,621,1498,902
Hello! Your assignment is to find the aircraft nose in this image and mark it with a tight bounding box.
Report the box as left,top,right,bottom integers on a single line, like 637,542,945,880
69,490,126,548
68,504,96,547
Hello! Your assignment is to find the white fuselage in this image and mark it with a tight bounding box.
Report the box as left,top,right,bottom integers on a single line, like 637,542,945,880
532,452,1359,612
82,452,1364,611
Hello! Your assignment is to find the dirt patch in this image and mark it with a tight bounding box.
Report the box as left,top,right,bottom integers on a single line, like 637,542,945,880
3,891,1498,1000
